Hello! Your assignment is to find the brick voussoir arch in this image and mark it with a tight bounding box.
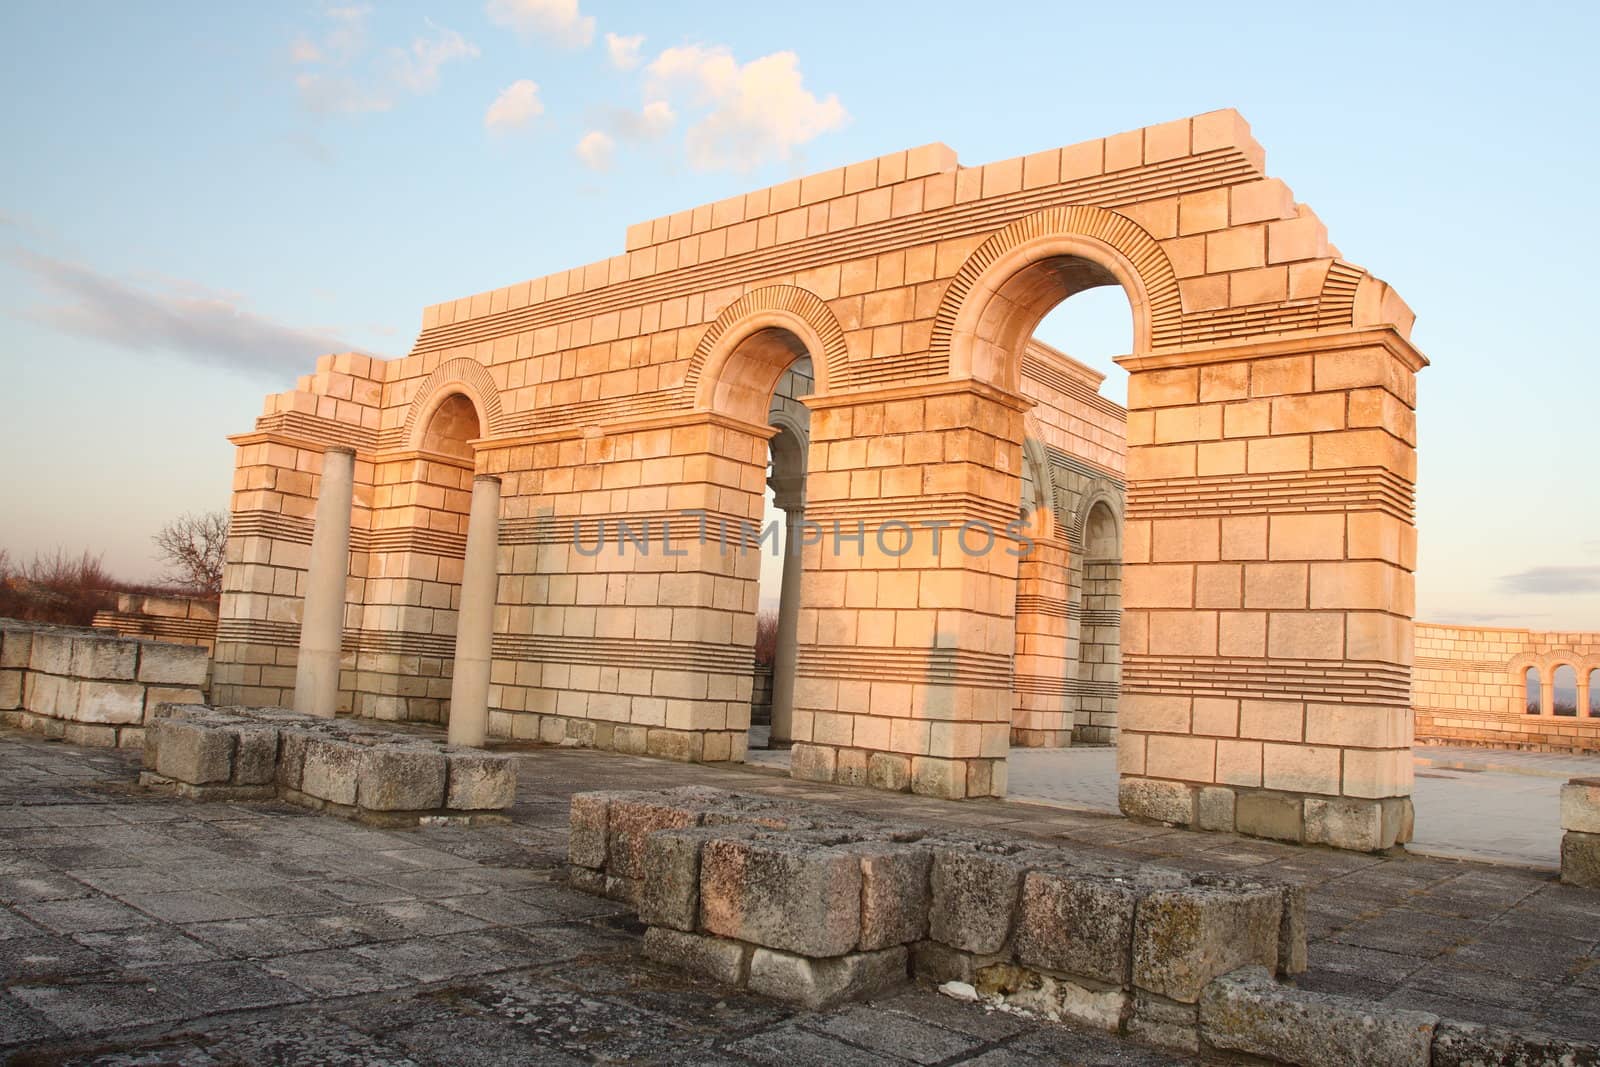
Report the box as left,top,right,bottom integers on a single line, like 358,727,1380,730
401,356,508,448
931,205,1182,383
684,285,849,408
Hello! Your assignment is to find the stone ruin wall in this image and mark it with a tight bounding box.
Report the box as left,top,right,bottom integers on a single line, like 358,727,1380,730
91,592,219,653
210,109,1425,850
1414,623,1600,752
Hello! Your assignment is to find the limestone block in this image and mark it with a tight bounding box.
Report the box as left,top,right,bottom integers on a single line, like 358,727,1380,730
747,945,907,1010
568,866,605,895
24,673,71,716
1119,777,1195,825
152,718,236,785
445,751,517,810
356,746,447,811
28,631,74,675
1430,1020,1600,1067
1560,778,1600,834
1014,869,1142,986
137,642,210,686
70,635,137,680
607,795,710,879
0,625,32,669
1305,797,1386,852
1199,966,1436,1067
639,826,727,932
118,727,144,749
978,960,1130,1031
75,682,147,725
231,725,281,786
867,752,912,792
928,845,1033,954
1279,884,1308,975
300,737,363,806
1234,791,1304,843
790,742,837,783
858,843,931,950
276,730,309,792
700,837,863,957
1127,991,1199,1052
569,790,628,869
62,722,119,747
1132,883,1283,1003
1196,786,1236,832
0,669,21,711
642,927,750,987
1561,831,1600,889
144,688,207,715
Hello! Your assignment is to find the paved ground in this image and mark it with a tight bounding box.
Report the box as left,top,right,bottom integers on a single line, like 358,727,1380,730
4,729,1600,1064
756,742,1600,870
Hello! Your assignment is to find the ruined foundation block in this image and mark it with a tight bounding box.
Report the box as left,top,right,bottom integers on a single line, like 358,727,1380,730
1560,778,1600,888
1199,966,1437,1067
1429,1020,1600,1067
1133,883,1284,1003
747,946,908,1010
1118,777,1195,826
642,927,750,986
699,837,863,957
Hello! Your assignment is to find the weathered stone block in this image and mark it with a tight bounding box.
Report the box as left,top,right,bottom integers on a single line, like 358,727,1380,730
644,727,701,762
928,845,1032,954
0,626,32,669
1196,786,1236,832
1382,795,1414,845
1305,796,1389,851
1128,990,1199,1052
747,946,907,1010
0,669,21,711
1430,1020,1600,1067
1234,791,1304,843
613,724,648,755
137,642,210,686
28,631,74,675
607,795,709,879
1199,966,1436,1067
642,927,750,987
445,751,517,810
231,725,280,785
700,837,863,957
1015,869,1140,986
866,752,912,792
1132,884,1283,1003
1279,884,1308,975
276,730,309,791
1561,778,1600,834
153,718,236,785
70,636,137,680
76,681,147,725
567,866,605,895
569,790,625,869
835,747,869,787
790,742,837,783
144,687,207,715
356,746,447,811
62,721,119,747
909,940,1009,985
1119,777,1195,825
24,673,70,716
1560,831,1600,889
300,737,362,806
858,843,931,950
911,756,967,799
638,826,722,932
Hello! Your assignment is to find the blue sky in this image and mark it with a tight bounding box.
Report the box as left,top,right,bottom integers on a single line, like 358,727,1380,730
1,0,1597,628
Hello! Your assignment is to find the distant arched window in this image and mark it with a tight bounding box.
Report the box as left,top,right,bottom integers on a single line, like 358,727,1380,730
1590,668,1600,717
1525,667,1541,714
1553,665,1578,716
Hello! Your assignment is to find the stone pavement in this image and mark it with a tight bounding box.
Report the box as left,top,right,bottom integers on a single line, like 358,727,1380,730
4,728,1600,1063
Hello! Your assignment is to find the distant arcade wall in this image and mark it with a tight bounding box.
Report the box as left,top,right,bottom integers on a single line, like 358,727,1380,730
212,109,1425,850
1415,623,1600,753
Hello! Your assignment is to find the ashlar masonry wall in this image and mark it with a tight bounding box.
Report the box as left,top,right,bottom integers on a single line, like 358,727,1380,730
214,109,1425,846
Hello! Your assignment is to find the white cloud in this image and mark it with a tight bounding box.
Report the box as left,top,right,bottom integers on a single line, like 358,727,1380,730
486,0,594,47
389,22,480,94
289,37,323,64
605,32,644,70
644,46,847,171
7,248,363,379
603,99,674,140
575,130,615,170
485,79,544,131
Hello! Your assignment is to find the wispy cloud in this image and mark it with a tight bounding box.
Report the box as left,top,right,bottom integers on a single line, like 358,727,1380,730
1440,610,1551,625
605,32,644,70
485,79,544,131
575,130,615,170
6,248,362,380
1496,565,1600,595
643,45,847,172
486,0,594,47
291,6,477,116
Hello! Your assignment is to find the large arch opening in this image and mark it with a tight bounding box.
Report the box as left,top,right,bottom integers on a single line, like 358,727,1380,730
1525,666,1542,715
1553,664,1579,717
1590,668,1600,717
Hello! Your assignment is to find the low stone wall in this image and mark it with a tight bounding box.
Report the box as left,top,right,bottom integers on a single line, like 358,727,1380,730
1119,778,1414,854
567,786,1303,1034
92,592,219,652
140,704,517,826
0,618,209,748
1561,777,1600,888
567,786,1600,1065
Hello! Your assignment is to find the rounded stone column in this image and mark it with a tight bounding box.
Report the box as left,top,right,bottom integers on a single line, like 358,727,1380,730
768,501,804,747
293,446,356,718
448,474,502,748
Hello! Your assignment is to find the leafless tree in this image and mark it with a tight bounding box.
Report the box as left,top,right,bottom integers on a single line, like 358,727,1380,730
153,512,229,595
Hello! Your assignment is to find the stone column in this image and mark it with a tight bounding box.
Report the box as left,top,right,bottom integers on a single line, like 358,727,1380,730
768,492,805,747
293,446,356,718
448,474,501,748
1542,676,1555,717
1578,677,1591,720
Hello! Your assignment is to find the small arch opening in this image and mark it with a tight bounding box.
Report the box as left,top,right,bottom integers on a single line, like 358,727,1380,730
1590,668,1600,717
1525,667,1541,714
1553,664,1578,717
420,392,481,460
